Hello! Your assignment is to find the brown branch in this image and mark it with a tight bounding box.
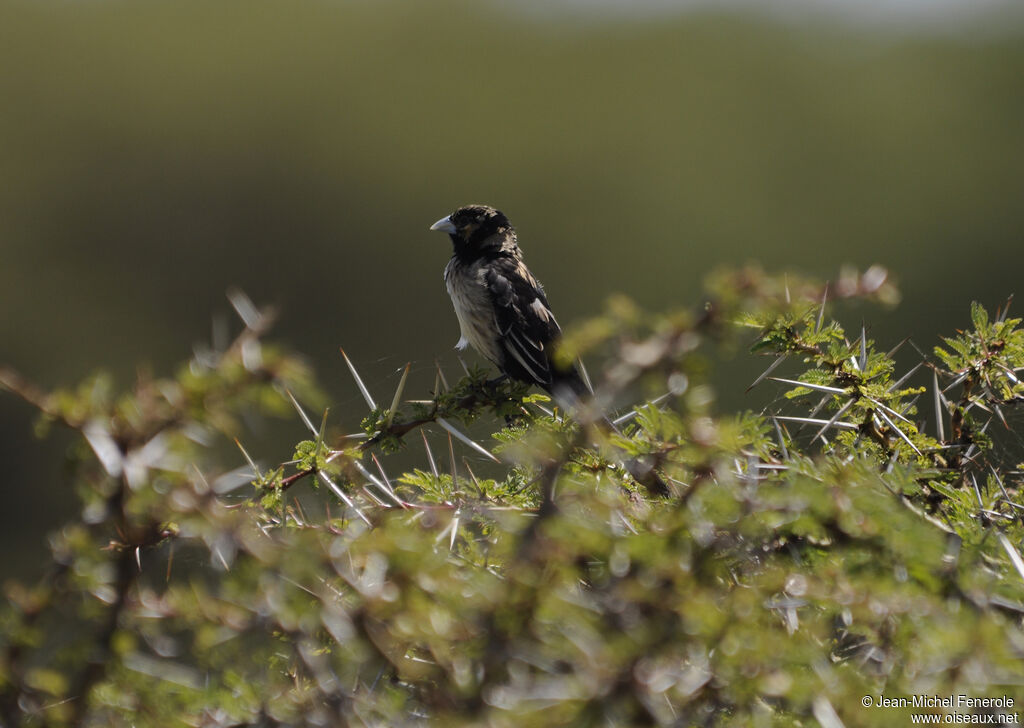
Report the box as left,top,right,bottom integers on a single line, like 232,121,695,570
0,366,82,428
66,545,135,726
274,383,520,495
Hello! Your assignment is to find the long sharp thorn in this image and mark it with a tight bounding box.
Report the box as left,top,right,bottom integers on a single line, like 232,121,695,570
226,287,261,330
990,463,1012,502
942,372,968,394
999,363,1020,385
83,421,124,477
998,533,1024,585
369,452,391,485
234,438,261,478
340,348,377,410
859,324,867,372
617,510,639,535
434,518,454,547
577,358,595,395
437,417,500,463
995,403,1009,429
813,697,844,728
315,407,330,456
805,393,832,424
771,416,789,460
811,399,855,445
612,408,639,427
967,397,992,414
888,361,923,392
316,471,371,526
533,401,554,417
450,510,460,552
971,473,985,511
933,370,946,442
775,416,857,430
816,282,829,333
877,409,922,456
361,485,388,507
383,363,411,430
746,355,786,393
768,377,846,395
998,295,1013,324
370,453,407,508
612,393,672,427
213,466,260,494
286,389,318,435
421,430,439,478
352,459,385,489
447,432,458,490
434,359,449,392
455,355,470,376
293,497,309,525
784,274,791,304
463,458,482,493
885,337,910,359
190,464,211,495
868,397,913,425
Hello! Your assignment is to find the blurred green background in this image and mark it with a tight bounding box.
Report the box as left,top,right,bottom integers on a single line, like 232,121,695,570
1,0,1022,577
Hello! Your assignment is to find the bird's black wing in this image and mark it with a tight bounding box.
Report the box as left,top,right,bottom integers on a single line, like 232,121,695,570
483,256,562,389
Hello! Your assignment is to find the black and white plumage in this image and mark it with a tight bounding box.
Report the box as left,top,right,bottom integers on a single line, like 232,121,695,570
429,205,588,399
430,205,669,496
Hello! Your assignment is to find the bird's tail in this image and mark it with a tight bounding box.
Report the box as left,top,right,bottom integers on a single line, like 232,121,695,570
547,363,591,402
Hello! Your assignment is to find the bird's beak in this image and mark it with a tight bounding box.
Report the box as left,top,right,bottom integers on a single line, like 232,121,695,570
430,216,456,234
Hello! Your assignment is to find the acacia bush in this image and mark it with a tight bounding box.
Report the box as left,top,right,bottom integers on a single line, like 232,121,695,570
2,267,1024,727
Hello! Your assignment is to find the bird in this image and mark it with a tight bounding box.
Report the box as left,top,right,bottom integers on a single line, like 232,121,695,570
429,204,670,496
429,204,589,402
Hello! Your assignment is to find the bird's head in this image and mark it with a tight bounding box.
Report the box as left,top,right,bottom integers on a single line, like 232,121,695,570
430,205,517,258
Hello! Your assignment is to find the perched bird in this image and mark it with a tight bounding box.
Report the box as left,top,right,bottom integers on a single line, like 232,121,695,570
430,204,669,495
429,205,588,401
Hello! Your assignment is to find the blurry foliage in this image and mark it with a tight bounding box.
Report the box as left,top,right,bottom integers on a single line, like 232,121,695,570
3,268,1024,726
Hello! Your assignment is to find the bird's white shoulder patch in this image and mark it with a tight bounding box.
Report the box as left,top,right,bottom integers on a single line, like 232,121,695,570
530,297,554,324
455,336,469,351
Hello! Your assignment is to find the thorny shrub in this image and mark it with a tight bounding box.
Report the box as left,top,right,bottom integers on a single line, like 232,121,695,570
2,267,1024,727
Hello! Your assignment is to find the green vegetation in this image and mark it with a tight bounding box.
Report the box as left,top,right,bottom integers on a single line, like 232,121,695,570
3,267,1023,726
2,0,1023,594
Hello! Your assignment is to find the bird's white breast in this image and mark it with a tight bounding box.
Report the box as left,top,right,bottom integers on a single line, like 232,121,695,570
444,258,502,365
